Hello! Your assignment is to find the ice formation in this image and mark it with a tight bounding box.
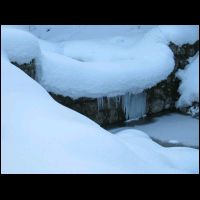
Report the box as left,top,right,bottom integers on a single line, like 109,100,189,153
97,97,104,111
97,92,147,121
122,92,147,120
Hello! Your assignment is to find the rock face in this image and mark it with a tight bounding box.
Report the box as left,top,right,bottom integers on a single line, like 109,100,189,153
12,59,36,80
146,40,199,116
146,73,180,114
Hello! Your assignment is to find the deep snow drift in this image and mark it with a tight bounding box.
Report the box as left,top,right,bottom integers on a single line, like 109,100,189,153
1,25,199,174
1,53,199,174
1,27,41,65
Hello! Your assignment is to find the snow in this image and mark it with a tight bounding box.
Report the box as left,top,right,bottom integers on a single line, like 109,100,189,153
29,25,198,45
2,25,30,31
158,25,199,45
38,28,175,99
1,55,140,173
1,25,199,174
110,113,199,147
1,26,41,65
36,25,198,99
176,53,199,108
2,25,198,100
2,52,199,173
188,105,199,118
29,25,157,42
115,129,198,173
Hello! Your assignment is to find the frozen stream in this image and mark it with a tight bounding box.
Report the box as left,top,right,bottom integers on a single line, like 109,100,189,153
108,112,199,148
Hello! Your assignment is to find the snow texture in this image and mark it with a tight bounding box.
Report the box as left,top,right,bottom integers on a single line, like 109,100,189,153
2,25,199,99
158,25,199,45
1,27,41,65
1,25,199,173
115,129,198,173
29,25,157,41
38,27,176,99
176,53,199,108
37,25,198,99
1,54,198,173
2,53,199,174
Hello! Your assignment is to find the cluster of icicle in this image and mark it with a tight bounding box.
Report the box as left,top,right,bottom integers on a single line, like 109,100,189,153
97,92,146,121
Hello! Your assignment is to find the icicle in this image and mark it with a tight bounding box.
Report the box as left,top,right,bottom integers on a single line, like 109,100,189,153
107,97,111,109
97,97,104,111
122,92,146,120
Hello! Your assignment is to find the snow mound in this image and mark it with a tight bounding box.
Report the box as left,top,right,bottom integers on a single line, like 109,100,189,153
2,25,198,99
2,25,30,31
116,129,199,173
39,45,174,99
176,54,199,107
29,25,157,42
1,52,199,174
37,25,198,99
38,26,179,99
1,27,41,65
158,25,199,45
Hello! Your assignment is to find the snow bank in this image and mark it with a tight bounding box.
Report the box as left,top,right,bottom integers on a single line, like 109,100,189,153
2,52,199,173
115,130,199,173
39,46,174,99
176,54,199,107
1,26,41,65
1,26,199,173
39,27,177,99
3,25,198,99
1,55,140,173
2,25,30,31
158,25,199,45
36,25,198,99
29,25,198,45
30,25,157,41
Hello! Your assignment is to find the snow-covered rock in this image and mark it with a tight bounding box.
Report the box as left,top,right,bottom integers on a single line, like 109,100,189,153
176,54,199,108
1,27,41,65
40,26,174,99
1,25,199,174
1,54,199,173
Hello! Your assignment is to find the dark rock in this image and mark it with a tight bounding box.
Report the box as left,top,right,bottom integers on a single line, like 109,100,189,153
12,59,36,80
